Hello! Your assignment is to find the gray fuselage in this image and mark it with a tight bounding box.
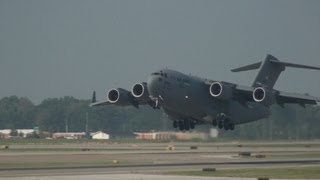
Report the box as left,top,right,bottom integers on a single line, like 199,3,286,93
147,69,270,125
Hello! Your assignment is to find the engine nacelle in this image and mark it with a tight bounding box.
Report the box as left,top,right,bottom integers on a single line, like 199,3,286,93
131,82,150,101
107,88,132,106
209,82,234,100
252,87,276,106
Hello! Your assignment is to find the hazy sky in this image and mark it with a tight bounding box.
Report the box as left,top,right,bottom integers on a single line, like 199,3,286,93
1,0,320,104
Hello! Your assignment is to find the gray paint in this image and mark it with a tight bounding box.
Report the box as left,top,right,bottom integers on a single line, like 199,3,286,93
91,55,320,130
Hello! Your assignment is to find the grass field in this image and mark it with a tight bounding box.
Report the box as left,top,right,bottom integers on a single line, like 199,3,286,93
166,166,320,179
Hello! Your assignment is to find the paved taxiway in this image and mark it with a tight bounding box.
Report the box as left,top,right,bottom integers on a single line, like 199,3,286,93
0,159,319,179
0,174,262,180
1,141,320,179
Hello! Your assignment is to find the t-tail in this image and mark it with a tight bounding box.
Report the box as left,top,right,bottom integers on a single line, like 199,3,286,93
231,54,320,89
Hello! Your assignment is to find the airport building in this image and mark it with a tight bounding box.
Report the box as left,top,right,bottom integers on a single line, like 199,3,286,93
90,131,110,140
134,131,212,140
134,132,175,140
0,129,36,139
52,132,86,139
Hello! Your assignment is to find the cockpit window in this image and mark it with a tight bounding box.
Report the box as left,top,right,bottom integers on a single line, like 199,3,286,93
152,71,167,77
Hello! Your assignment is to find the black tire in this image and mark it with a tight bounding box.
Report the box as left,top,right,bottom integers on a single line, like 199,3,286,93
230,123,235,130
218,121,223,129
184,119,190,130
224,120,229,129
224,125,229,131
190,121,196,129
173,121,178,128
178,120,184,131
212,119,217,126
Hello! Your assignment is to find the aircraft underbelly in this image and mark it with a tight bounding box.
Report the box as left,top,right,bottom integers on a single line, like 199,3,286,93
161,82,214,120
228,102,270,124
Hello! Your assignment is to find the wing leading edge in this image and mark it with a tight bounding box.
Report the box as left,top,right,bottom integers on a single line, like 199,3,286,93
89,90,155,109
205,80,319,106
234,85,320,106
89,91,111,107
90,100,111,107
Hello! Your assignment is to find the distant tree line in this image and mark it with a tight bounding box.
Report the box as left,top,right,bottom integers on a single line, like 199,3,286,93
0,96,319,139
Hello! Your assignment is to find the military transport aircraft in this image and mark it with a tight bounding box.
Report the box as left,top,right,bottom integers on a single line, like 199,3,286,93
90,55,320,131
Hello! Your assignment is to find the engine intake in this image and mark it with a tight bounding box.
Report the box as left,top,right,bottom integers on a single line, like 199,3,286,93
132,82,149,100
107,88,132,106
209,82,233,100
253,87,276,105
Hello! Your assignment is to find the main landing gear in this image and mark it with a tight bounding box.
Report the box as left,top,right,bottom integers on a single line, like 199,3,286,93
173,119,196,131
212,114,235,131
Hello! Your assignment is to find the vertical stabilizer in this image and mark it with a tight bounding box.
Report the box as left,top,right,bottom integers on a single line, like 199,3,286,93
252,54,285,88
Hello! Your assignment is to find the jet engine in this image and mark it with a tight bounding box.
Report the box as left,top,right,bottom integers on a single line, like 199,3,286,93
107,88,132,106
131,82,150,101
252,87,276,106
209,82,234,100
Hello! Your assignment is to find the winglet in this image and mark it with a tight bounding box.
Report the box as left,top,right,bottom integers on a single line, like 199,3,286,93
91,91,96,103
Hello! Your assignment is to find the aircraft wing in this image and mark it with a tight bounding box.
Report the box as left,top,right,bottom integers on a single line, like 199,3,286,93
234,85,320,106
205,80,319,106
233,85,255,102
276,91,320,106
89,90,154,109
90,100,111,107
89,91,111,107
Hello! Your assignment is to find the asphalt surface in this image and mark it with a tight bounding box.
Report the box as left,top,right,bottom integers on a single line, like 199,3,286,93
1,141,320,179
0,159,319,178
0,174,259,180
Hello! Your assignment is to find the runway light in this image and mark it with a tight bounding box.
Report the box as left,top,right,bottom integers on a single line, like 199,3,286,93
112,160,119,164
239,152,251,157
255,154,266,158
202,168,216,172
166,145,175,151
190,146,198,150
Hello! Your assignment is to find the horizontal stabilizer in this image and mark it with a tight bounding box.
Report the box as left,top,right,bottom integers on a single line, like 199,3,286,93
231,62,262,72
270,60,320,71
231,54,320,88
231,55,320,73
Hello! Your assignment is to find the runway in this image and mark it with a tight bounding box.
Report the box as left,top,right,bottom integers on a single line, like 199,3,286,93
1,141,320,179
0,174,260,180
0,159,319,178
